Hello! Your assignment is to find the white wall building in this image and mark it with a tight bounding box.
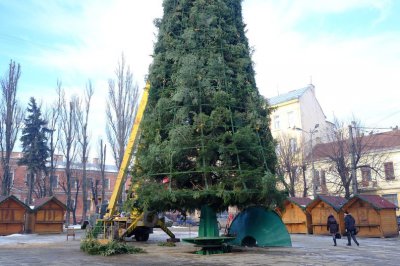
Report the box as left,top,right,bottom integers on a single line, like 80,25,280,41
268,84,332,151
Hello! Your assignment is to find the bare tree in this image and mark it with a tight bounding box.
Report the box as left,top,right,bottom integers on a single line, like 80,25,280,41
0,60,24,196
76,81,94,223
106,54,139,204
106,54,139,171
276,133,306,197
300,149,310,198
316,117,387,198
32,171,46,199
98,138,107,203
58,86,79,225
44,80,62,196
90,176,100,210
59,168,81,225
72,171,81,225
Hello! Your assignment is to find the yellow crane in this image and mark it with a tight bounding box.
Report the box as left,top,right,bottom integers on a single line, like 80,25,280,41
96,82,178,243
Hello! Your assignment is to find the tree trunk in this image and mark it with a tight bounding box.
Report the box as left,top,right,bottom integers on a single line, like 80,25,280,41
344,184,351,199
65,161,72,226
1,162,11,196
27,171,34,205
48,132,55,196
302,165,308,198
81,153,88,222
73,185,79,225
100,140,106,203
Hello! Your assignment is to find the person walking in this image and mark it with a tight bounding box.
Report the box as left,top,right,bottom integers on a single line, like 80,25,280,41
344,211,359,246
327,214,339,246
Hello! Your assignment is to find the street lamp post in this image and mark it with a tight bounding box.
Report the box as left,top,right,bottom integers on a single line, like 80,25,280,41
294,124,319,198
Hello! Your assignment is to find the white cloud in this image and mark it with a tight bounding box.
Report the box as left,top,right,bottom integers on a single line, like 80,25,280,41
243,0,400,128
12,0,400,161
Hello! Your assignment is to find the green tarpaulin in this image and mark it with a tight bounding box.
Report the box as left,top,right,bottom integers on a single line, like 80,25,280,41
228,206,292,247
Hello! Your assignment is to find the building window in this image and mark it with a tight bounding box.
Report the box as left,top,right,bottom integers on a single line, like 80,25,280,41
70,177,79,189
70,199,75,210
86,199,91,210
321,170,326,186
8,171,14,186
361,166,372,181
51,175,59,189
382,194,398,208
320,170,327,192
361,166,371,186
25,173,36,184
275,143,281,155
287,111,295,128
87,177,93,188
104,178,110,190
289,138,297,153
314,170,320,186
384,162,395,180
274,115,280,129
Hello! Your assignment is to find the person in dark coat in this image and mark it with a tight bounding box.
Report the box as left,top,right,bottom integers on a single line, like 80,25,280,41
327,214,339,246
344,211,359,246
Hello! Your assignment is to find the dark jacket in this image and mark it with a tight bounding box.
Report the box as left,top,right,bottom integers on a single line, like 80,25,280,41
344,214,356,231
327,215,338,233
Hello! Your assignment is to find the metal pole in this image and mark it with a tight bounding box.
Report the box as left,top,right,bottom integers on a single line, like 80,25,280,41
348,125,358,195
310,131,316,197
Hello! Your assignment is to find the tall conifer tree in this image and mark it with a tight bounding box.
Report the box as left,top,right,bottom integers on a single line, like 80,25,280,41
133,0,286,213
19,97,50,203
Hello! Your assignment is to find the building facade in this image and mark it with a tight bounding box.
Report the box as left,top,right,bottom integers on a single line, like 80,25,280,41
1,152,121,223
311,129,400,215
268,84,333,196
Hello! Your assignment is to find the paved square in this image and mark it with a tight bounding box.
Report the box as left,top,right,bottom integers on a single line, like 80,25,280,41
1,228,399,265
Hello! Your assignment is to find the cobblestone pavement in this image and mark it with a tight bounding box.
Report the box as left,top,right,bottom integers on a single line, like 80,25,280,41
1,227,400,266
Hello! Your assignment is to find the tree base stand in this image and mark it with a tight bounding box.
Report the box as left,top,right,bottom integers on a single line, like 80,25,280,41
183,236,234,255
183,205,235,255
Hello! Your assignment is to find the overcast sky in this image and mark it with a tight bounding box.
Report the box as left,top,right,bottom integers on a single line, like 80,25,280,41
1,0,399,158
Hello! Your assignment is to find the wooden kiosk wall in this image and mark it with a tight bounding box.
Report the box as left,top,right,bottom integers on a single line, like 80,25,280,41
0,195,29,235
343,195,399,238
306,196,347,236
281,198,312,234
28,197,67,234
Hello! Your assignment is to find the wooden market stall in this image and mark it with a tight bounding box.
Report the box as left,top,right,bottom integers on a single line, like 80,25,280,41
306,195,347,236
281,197,313,234
27,196,67,234
342,194,399,238
0,195,30,235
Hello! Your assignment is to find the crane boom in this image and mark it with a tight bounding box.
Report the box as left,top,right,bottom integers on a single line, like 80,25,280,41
104,82,150,219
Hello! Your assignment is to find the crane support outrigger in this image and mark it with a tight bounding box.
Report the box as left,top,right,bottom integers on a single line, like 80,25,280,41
95,82,179,243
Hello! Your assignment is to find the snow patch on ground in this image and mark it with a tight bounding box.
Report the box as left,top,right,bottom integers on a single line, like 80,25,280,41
4,234,26,237
0,229,84,245
67,225,82,229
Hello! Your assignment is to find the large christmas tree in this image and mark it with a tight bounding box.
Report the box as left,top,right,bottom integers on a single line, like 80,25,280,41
132,0,286,213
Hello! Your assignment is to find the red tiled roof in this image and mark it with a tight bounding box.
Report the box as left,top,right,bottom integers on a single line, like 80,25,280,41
312,130,400,161
287,197,312,208
0,195,30,209
358,195,397,209
317,195,347,211
32,197,52,208
32,196,67,210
